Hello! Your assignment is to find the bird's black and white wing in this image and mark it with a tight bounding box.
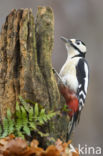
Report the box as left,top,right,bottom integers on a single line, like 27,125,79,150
76,58,89,111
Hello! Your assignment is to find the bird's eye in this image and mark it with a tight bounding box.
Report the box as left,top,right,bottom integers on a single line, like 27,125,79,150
76,41,80,45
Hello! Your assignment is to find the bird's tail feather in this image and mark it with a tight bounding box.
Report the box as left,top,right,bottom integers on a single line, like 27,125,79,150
66,115,75,141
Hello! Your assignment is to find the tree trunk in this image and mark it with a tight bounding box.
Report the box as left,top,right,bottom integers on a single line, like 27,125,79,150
0,7,69,146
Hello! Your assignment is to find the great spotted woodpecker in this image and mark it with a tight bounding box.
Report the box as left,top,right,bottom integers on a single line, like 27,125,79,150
53,37,89,140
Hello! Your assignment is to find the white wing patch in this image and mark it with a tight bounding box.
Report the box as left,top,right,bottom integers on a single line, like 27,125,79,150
79,99,84,106
79,84,82,88
77,59,89,111
84,62,89,93
79,105,82,111
79,90,86,99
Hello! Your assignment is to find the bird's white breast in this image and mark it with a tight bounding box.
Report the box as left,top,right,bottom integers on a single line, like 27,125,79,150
59,57,80,92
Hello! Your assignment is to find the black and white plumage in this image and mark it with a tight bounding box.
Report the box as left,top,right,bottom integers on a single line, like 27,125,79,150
57,37,89,139
76,58,89,112
59,37,89,113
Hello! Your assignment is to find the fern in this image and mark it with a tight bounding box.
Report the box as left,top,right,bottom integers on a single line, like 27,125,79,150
15,102,23,134
21,106,30,136
7,109,14,134
19,96,31,111
2,118,9,137
29,107,34,122
0,96,57,139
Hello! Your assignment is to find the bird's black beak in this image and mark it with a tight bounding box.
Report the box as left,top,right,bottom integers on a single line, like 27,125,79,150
60,36,69,43
60,36,71,45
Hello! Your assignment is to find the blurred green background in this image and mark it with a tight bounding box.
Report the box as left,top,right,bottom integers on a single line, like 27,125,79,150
0,0,103,153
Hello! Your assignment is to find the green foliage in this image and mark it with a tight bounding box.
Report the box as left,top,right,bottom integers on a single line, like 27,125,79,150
0,96,57,139
62,104,71,112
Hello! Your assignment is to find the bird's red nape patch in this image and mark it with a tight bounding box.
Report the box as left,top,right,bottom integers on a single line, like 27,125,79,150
59,84,79,118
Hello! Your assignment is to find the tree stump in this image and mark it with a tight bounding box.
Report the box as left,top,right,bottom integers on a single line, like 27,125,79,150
0,7,69,146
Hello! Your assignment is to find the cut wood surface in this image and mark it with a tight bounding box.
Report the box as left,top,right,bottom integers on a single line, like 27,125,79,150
0,7,69,145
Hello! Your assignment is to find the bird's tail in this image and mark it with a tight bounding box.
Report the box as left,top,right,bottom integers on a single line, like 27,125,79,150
66,115,75,141
66,111,80,141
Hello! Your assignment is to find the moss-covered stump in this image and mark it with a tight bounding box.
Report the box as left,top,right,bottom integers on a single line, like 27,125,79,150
0,7,69,146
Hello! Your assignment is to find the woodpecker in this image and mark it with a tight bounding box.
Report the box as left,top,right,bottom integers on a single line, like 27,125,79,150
53,36,89,140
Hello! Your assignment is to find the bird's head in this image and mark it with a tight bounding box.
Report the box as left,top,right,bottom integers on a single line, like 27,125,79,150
61,36,87,58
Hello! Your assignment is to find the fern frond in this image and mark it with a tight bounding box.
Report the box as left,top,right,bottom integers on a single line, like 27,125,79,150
7,109,15,134
17,131,25,139
2,118,9,137
23,126,30,136
29,122,37,130
21,106,28,125
37,110,57,126
46,111,57,120
40,108,45,116
0,96,58,139
29,107,34,122
8,119,15,134
21,106,30,136
15,102,22,132
34,103,39,118
19,96,30,112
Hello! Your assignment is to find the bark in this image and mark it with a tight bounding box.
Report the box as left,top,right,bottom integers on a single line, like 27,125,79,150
0,7,69,146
